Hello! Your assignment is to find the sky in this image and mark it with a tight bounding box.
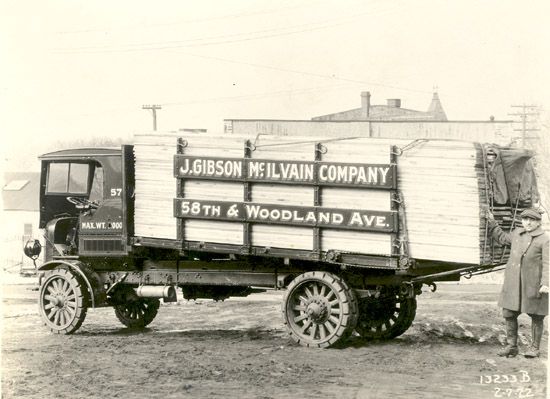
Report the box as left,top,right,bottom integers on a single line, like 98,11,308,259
1,0,549,170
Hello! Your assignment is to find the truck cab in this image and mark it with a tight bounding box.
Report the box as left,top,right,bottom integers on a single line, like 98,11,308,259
39,147,133,260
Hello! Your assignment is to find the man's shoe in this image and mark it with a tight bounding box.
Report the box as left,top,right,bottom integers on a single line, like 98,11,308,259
525,317,544,359
497,345,519,357
524,346,539,358
498,317,519,358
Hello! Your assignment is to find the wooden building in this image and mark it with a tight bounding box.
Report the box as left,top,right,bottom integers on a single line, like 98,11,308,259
2,172,42,275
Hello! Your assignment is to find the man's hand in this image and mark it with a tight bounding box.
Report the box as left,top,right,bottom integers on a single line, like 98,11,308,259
539,285,549,294
485,210,495,223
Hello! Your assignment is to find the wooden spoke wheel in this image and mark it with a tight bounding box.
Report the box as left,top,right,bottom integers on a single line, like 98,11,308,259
114,297,160,329
38,267,88,334
355,291,416,340
282,271,358,348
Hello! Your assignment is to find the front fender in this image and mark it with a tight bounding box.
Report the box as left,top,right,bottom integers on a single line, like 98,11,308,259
38,261,106,308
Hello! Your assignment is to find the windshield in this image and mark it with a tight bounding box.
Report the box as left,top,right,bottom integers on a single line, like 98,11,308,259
46,163,89,194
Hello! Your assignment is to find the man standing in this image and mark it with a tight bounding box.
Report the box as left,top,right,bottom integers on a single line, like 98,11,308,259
487,208,549,358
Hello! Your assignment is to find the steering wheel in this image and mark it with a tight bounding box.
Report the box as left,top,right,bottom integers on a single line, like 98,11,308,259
66,196,99,210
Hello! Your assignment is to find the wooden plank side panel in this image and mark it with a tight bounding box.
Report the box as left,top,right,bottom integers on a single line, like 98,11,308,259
134,140,177,239
251,185,313,206
321,188,391,211
320,188,393,254
398,165,480,179
135,133,246,241
133,133,486,265
184,181,243,202
182,135,245,244
252,137,315,161
185,220,243,245
182,143,244,158
406,230,479,248
316,138,394,255
406,242,481,264
135,224,178,240
406,215,479,230
321,140,391,164
321,230,392,255
395,141,481,264
133,221,176,239
248,138,315,250
251,225,313,250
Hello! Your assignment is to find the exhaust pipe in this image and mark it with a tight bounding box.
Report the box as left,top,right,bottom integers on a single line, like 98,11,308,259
135,285,177,302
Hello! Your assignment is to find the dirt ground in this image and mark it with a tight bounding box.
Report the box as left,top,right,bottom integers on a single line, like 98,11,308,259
1,277,547,399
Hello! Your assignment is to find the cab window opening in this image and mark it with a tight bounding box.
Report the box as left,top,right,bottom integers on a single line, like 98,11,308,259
46,163,69,193
68,163,88,193
46,162,90,195
89,164,104,202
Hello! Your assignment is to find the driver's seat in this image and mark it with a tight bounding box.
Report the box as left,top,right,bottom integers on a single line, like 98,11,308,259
44,217,79,257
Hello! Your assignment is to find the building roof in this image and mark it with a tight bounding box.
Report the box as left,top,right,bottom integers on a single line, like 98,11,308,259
2,172,41,211
427,92,447,120
312,92,448,121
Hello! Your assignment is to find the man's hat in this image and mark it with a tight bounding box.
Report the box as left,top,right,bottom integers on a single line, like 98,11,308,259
520,208,542,220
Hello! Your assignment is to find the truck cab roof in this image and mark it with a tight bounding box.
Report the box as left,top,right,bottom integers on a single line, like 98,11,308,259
39,148,121,161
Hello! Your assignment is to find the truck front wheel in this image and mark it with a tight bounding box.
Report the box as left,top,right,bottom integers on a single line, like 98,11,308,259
282,271,358,348
38,267,88,334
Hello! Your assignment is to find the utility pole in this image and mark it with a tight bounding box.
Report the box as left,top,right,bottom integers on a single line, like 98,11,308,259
142,105,162,131
509,104,540,147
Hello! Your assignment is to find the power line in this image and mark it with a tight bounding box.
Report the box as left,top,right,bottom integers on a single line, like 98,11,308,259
170,52,434,95
509,104,540,147
142,105,162,131
40,84,360,121
51,4,396,54
48,3,434,97
54,0,328,35
160,83,354,107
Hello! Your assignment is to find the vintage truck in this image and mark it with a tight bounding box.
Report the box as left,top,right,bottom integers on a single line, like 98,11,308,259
24,132,539,347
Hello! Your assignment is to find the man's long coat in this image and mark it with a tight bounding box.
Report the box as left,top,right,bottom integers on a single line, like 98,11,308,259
492,224,549,315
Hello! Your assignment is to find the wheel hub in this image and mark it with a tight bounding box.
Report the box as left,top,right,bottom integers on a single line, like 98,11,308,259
57,296,64,307
306,297,328,322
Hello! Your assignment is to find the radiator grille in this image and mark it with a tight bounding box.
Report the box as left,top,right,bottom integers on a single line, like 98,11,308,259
81,238,124,253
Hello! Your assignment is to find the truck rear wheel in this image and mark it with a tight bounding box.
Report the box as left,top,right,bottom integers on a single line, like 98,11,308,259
38,267,88,334
114,297,160,328
355,291,416,340
282,271,358,348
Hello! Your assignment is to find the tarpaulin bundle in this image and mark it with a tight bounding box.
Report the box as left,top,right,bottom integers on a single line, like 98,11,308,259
488,149,508,205
489,146,538,205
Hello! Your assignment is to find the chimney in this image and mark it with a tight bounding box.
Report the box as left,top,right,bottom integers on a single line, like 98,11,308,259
361,91,371,118
387,99,401,108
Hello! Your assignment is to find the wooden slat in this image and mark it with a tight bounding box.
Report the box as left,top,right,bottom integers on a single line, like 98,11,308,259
251,225,313,250
251,185,313,206
184,220,243,244
321,188,391,211
184,181,243,202
321,230,392,255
